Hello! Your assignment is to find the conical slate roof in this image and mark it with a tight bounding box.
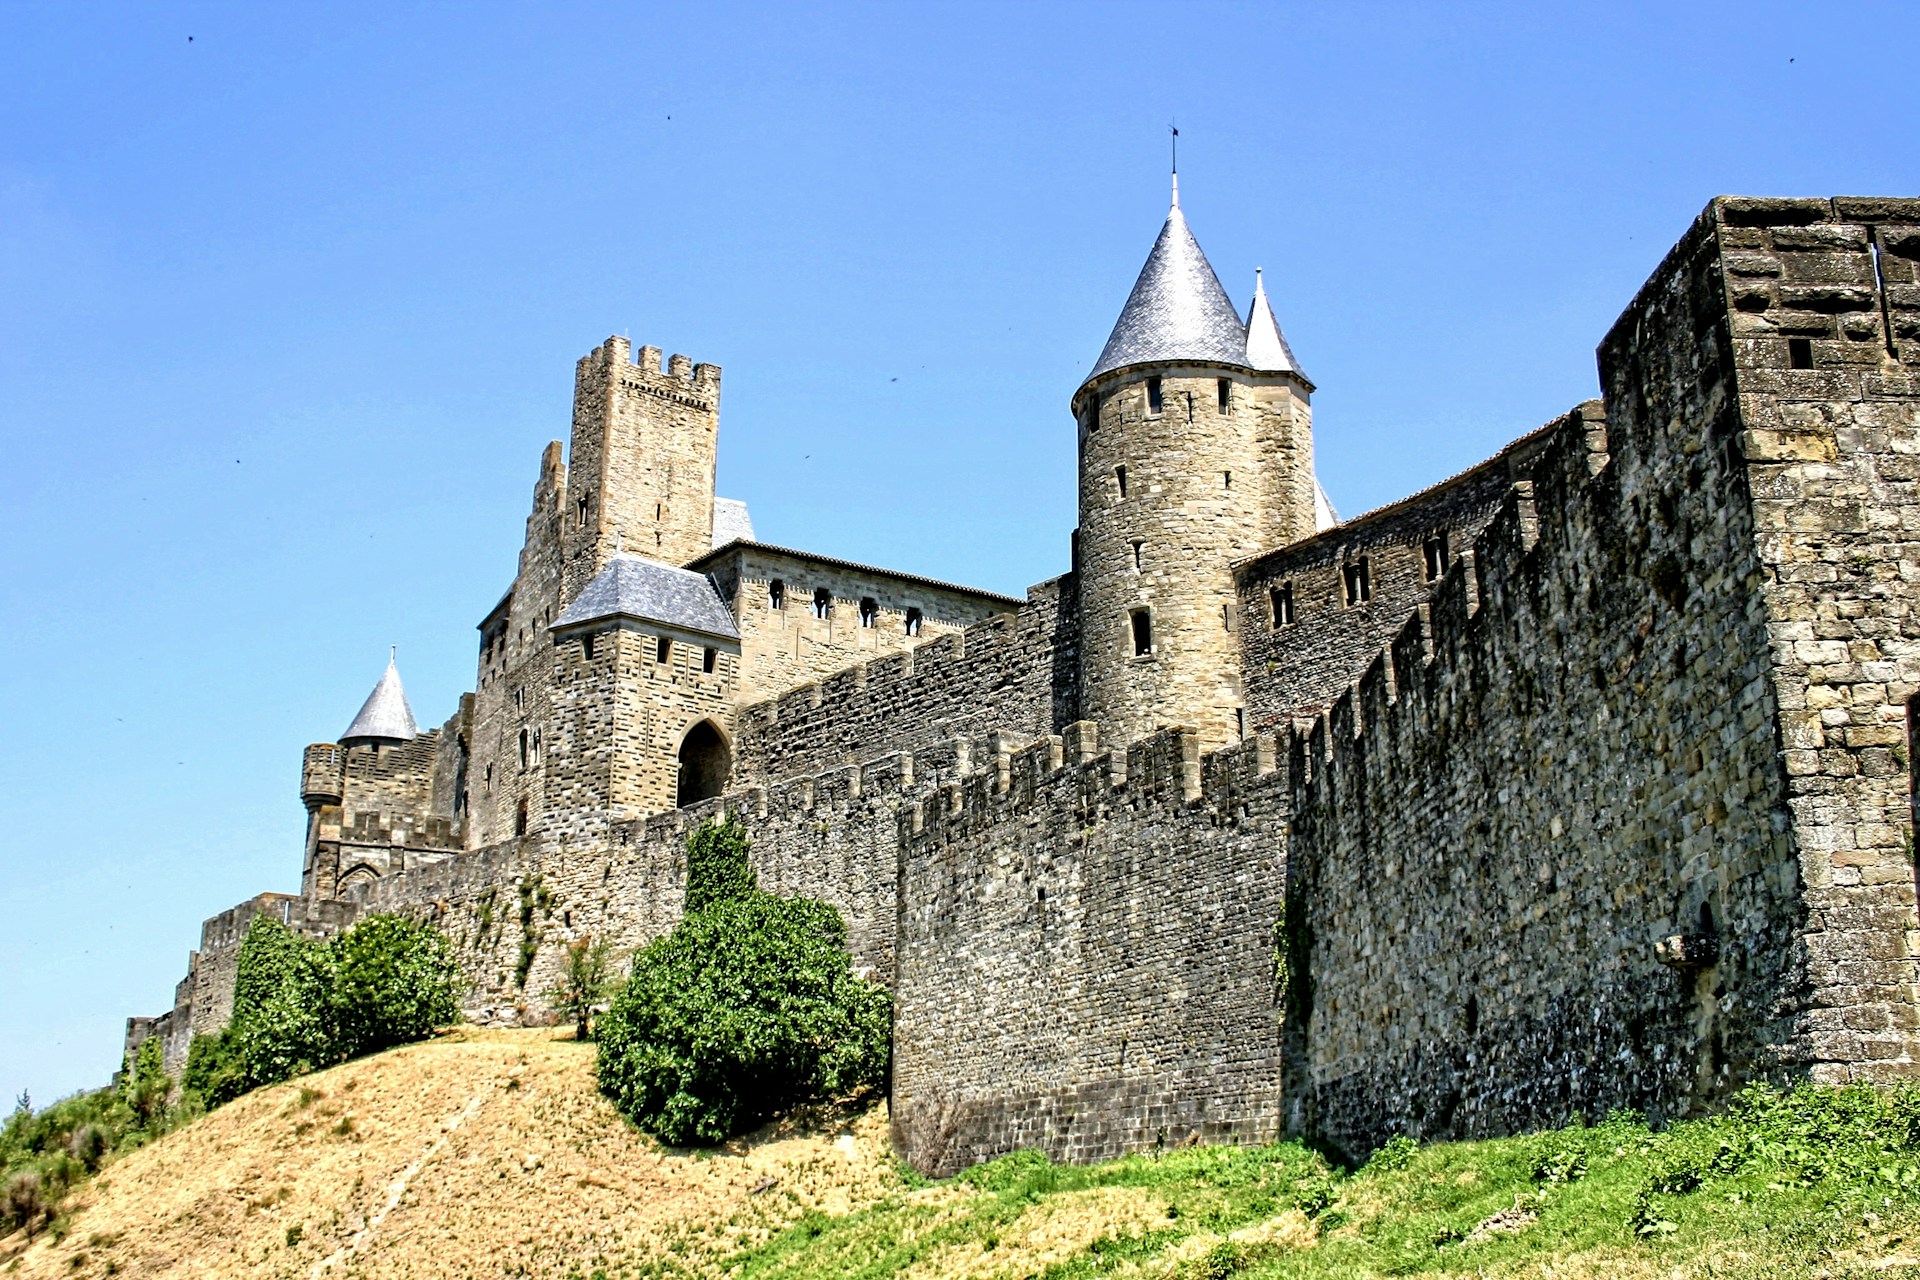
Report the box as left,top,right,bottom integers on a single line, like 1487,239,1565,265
1244,269,1307,381
341,651,419,744
1085,182,1252,384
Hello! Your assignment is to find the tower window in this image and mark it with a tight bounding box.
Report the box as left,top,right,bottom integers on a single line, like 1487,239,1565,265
1115,465,1128,499
1223,470,1232,489
1788,337,1814,369
812,588,832,619
1271,583,1295,627
1423,533,1450,581
768,579,785,610
859,597,879,627
905,607,923,636
655,503,662,520
656,635,672,663
1217,379,1230,413
576,496,589,528
1130,540,1145,571
582,633,595,660
1343,558,1373,606
1130,608,1154,657
703,646,717,674
1145,376,1163,416
515,799,528,837
518,728,530,768
484,763,493,794
513,687,524,711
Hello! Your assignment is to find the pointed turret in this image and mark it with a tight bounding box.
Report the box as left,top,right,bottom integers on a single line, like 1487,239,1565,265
340,650,419,746
1084,180,1251,385
1244,268,1307,382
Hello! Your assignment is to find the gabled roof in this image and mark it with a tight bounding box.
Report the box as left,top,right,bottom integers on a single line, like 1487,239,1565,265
711,496,755,548
552,553,740,641
1245,268,1307,382
342,652,419,744
1085,182,1252,385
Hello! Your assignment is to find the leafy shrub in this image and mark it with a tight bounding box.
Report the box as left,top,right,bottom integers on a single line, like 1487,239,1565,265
196,911,461,1107
596,836,890,1145
4,1168,48,1236
684,814,758,913
118,1037,171,1125
1363,1134,1417,1174
67,1124,107,1172
329,913,460,1058
544,935,618,1040
182,1027,248,1109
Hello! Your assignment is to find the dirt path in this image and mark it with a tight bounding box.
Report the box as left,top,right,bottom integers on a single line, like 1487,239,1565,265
4,1027,900,1279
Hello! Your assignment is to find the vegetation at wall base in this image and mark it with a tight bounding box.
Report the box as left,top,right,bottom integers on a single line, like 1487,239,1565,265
596,815,891,1146
184,911,459,1110
723,1082,1920,1279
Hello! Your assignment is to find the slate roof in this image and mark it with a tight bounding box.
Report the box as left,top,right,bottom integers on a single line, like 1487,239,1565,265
711,496,755,548
1245,268,1307,382
1085,183,1252,384
342,653,420,743
552,554,741,640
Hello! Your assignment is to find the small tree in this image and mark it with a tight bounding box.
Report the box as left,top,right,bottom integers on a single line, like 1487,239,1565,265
118,1037,171,1127
545,935,617,1040
229,915,338,1091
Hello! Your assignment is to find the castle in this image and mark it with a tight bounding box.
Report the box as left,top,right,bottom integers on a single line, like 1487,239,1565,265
127,189,1920,1170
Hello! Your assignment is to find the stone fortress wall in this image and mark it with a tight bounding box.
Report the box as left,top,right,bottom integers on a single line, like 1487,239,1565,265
129,196,1920,1178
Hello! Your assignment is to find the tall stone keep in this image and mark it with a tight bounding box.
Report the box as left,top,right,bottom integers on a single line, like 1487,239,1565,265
562,335,722,598
1073,181,1317,750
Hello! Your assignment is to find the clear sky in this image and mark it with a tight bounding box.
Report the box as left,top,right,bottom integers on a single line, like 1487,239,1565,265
3,0,1915,1106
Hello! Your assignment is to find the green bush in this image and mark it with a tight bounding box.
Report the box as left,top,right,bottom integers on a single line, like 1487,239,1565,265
596,819,890,1146
543,934,618,1041
684,814,758,913
330,913,460,1058
193,910,461,1108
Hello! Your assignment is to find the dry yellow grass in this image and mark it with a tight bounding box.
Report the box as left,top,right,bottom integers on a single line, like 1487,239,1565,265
2,1027,902,1279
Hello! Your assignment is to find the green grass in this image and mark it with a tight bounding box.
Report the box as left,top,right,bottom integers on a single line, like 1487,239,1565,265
721,1083,1920,1279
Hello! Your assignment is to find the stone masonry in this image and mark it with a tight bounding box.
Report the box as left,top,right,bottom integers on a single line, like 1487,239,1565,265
130,192,1920,1176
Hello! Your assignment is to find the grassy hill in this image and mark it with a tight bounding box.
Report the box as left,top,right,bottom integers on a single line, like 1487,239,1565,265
6,1028,1919,1278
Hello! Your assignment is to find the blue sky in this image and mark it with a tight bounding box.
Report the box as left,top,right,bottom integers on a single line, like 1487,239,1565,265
3,0,1915,1105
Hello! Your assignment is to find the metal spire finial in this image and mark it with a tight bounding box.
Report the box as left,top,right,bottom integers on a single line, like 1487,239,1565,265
1169,123,1180,207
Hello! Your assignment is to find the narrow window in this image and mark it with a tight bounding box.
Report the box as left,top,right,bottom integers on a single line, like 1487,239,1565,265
655,635,671,664
1131,540,1145,571
655,502,662,519
1115,465,1128,499
812,588,832,619
518,728,530,768
1130,608,1154,657
1271,583,1295,627
582,633,595,660
484,763,493,794
905,606,923,636
1788,337,1814,369
1343,558,1372,606
1217,378,1231,413
1146,376,1163,416
768,579,785,610
703,646,717,674
1236,707,1247,739
1423,532,1449,581
513,687,524,711
1222,602,1234,632
859,597,879,628
1223,470,1232,489
576,496,589,528
530,730,540,764
1084,396,1100,430
515,799,528,837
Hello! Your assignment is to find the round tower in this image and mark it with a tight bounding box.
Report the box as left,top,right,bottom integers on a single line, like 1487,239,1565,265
1073,181,1318,751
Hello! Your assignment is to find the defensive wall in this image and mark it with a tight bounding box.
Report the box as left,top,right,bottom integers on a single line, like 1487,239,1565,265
1282,197,1920,1160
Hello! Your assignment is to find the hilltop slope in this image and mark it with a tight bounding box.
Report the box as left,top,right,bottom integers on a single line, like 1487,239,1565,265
2,1027,901,1279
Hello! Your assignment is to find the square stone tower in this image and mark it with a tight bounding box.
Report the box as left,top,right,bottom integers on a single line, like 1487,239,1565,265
561,336,722,600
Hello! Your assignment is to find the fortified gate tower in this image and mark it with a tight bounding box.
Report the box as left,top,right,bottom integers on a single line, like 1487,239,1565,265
1073,179,1320,750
